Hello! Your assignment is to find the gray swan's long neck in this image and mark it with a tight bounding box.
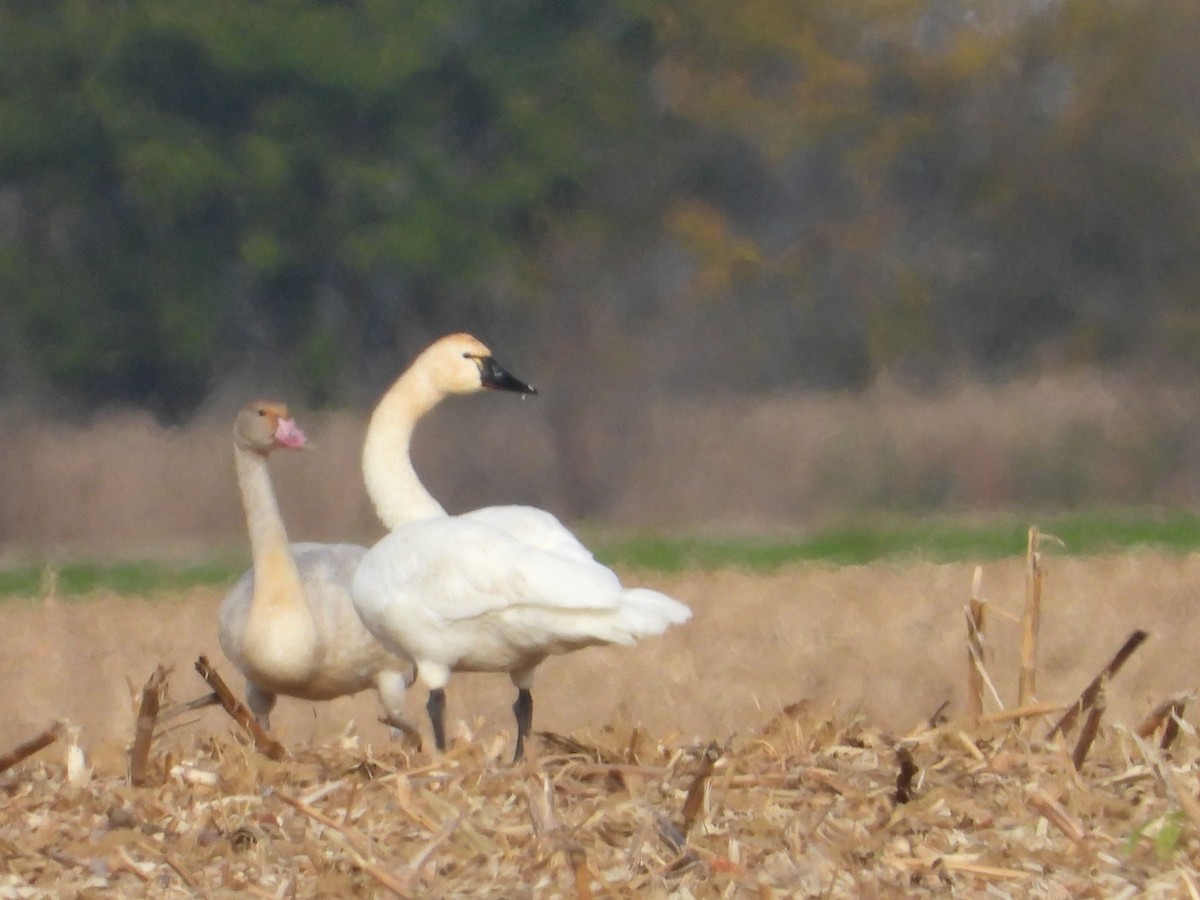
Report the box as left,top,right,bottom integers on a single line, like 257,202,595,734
234,444,295,569
233,439,316,682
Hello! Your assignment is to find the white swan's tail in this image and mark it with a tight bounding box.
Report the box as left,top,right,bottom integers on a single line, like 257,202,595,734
524,588,691,653
616,588,692,637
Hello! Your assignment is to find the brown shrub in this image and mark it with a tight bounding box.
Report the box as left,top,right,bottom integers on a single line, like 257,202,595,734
2,370,1200,558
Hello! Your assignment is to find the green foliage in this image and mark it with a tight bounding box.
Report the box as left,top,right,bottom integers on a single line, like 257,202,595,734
2,1,1200,421
1153,812,1187,859
1125,809,1187,861
0,0,646,418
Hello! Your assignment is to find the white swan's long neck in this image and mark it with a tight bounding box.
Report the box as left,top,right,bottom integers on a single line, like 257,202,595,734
362,368,448,530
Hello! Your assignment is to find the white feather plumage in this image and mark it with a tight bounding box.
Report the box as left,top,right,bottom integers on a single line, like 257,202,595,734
352,334,692,760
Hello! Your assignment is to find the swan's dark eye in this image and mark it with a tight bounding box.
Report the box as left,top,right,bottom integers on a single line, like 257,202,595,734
257,409,266,416
462,352,472,359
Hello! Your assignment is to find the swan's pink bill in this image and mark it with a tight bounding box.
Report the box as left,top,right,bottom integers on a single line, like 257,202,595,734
274,418,308,449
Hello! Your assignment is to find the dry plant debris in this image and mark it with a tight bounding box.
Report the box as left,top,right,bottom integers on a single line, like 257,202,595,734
3,530,1199,896
129,666,172,787
0,723,63,776
1,706,1199,898
193,656,286,762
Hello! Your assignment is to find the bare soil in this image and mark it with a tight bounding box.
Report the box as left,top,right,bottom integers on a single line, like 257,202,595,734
2,551,1196,759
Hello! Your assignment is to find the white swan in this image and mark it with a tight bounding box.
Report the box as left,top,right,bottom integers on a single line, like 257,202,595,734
218,400,416,736
361,333,538,530
351,334,692,761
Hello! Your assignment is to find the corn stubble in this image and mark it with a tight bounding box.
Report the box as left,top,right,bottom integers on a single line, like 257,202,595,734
2,528,1199,897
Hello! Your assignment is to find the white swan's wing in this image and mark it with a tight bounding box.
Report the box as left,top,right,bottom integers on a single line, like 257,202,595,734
357,517,625,626
462,505,596,563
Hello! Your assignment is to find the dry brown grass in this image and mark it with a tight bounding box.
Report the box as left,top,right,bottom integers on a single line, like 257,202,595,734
2,549,1200,895
4,370,1200,557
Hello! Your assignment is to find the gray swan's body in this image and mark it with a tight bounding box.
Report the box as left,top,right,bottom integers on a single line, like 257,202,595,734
217,401,414,733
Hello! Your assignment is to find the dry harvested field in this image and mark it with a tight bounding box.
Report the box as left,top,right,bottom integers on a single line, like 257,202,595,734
3,550,1200,896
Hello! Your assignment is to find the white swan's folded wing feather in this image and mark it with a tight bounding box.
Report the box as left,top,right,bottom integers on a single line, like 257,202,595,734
357,517,626,627
462,505,596,563
354,519,510,626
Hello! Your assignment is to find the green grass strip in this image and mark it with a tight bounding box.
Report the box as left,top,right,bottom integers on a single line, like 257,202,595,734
0,559,243,601
3,509,1200,598
592,510,1200,573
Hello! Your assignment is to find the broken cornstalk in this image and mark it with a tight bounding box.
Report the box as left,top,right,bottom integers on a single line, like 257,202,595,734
129,664,172,786
569,847,592,900
966,565,987,719
0,721,64,775
1018,526,1042,708
681,742,722,835
1028,790,1088,847
194,655,286,761
894,746,918,804
1048,629,1149,739
1135,694,1190,751
1070,686,1106,770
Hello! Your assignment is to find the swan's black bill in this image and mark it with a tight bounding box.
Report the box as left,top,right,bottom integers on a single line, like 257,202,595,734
480,357,537,395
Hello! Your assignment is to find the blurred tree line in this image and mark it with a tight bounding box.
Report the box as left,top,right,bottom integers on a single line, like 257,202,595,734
1,0,1198,421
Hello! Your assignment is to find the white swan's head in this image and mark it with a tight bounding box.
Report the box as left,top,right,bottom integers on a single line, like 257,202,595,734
234,400,309,455
419,333,537,398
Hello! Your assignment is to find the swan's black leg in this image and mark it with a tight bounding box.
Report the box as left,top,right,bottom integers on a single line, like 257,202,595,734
512,688,533,762
427,688,447,751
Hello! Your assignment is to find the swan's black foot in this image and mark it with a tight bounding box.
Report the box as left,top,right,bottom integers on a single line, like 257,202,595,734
427,689,447,752
512,688,533,763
